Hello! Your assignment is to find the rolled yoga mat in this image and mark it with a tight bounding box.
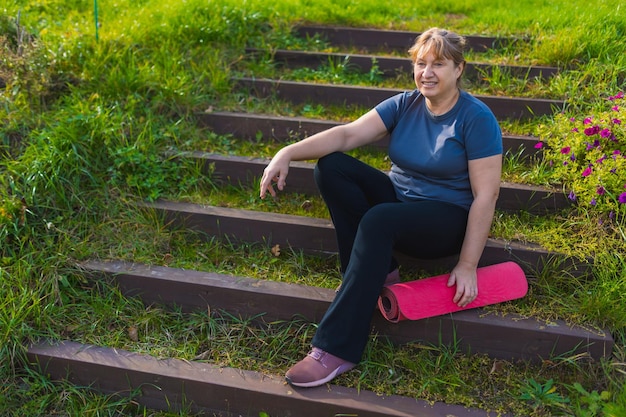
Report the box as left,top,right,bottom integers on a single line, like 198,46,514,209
377,261,528,323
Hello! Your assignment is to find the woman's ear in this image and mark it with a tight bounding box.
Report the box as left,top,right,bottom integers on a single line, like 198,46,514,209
455,60,466,80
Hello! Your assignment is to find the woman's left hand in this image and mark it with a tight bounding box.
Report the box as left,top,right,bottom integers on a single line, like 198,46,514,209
447,263,478,307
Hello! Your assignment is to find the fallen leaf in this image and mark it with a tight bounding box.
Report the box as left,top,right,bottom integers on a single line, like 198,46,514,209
301,200,313,211
128,326,139,342
490,360,506,374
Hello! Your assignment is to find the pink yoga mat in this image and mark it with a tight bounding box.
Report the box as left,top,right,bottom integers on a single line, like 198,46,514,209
378,261,528,322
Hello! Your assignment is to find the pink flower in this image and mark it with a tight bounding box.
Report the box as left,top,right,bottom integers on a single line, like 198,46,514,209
582,166,593,177
584,117,593,125
534,142,544,149
619,192,626,204
560,146,571,154
584,125,600,136
600,129,612,138
613,118,621,125
597,186,606,195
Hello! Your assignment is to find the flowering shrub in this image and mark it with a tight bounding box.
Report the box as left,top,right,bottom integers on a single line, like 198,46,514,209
536,92,625,216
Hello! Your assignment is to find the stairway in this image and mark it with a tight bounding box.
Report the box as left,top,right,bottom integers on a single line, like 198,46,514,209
26,25,614,417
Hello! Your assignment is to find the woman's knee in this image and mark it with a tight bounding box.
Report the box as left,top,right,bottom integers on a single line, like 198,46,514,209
315,152,344,173
314,152,347,185
358,204,397,236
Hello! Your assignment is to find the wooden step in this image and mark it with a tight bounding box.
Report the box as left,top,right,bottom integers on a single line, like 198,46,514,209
295,25,521,53
184,151,569,214
27,339,512,417
141,200,590,278
197,110,543,159
248,48,559,80
234,77,565,120
79,260,613,361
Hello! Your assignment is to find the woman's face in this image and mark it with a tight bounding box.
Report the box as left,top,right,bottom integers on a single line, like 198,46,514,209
413,50,463,100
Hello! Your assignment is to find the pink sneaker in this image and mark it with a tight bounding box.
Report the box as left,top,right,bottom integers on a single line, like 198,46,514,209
285,347,356,387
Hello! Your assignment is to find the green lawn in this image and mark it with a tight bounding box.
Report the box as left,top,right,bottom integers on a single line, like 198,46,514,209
1,0,625,416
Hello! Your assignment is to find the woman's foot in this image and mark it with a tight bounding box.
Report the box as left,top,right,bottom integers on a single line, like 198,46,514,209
285,347,356,387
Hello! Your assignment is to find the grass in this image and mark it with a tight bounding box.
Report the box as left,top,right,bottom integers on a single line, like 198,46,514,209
1,0,626,416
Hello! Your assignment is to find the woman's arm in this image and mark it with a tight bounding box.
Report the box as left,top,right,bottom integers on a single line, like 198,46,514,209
260,109,388,199
447,153,502,307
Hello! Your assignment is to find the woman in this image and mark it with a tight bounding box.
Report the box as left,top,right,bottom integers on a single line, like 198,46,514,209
259,28,502,388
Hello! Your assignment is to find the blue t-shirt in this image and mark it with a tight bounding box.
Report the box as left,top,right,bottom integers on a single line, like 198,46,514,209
375,90,502,211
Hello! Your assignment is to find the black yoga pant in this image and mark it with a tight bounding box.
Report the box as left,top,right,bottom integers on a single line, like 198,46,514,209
311,152,469,363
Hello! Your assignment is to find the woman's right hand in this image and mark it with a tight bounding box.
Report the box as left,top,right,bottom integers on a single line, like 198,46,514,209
260,149,291,199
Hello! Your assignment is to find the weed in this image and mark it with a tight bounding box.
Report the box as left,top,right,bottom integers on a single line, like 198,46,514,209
519,378,570,413
569,382,611,417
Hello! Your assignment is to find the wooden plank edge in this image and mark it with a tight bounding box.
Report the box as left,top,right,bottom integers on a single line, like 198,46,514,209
79,260,612,361
234,77,565,120
139,199,592,278
28,339,508,417
294,25,519,52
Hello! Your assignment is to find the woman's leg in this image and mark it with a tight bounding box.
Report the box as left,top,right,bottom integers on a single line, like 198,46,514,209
312,200,468,363
314,152,399,273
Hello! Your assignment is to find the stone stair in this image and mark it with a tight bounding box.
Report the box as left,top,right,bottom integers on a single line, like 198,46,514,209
26,25,613,417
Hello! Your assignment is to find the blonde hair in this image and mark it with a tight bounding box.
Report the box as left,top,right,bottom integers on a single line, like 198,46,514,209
408,28,467,85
